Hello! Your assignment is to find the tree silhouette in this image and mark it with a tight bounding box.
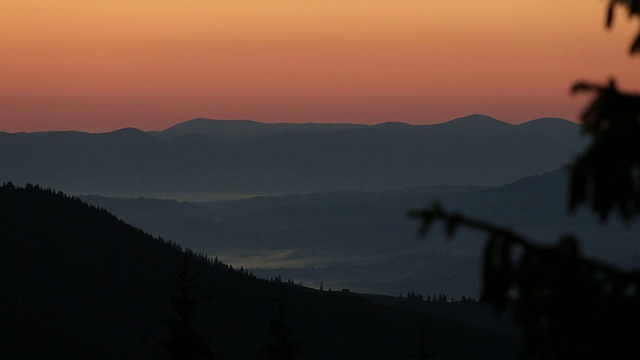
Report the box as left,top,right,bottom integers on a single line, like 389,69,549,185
161,252,215,360
411,2,640,359
605,0,640,54
410,319,437,360
263,287,301,360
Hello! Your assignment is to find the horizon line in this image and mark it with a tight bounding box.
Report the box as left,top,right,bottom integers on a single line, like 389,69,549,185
2,113,577,135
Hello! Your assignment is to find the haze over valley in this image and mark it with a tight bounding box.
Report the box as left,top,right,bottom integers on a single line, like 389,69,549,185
3,114,618,299
4,114,637,358
6,1,640,357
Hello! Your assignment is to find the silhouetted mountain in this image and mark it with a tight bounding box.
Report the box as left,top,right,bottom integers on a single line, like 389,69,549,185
154,114,573,141
372,121,415,130
517,117,577,131
427,114,513,134
0,183,518,359
152,118,366,142
1,116,586,198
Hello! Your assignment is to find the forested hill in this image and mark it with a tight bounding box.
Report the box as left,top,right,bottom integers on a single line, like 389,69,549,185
0,183,519,359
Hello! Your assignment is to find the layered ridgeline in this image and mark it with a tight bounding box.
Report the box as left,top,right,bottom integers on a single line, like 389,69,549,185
0,115,585,198
83,169,640,298
0,183,518,359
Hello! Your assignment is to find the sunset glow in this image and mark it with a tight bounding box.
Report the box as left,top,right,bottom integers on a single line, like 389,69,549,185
2,0,639,132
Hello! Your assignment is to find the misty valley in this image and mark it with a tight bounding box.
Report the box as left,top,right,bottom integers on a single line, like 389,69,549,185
80,168,640,299
3,115,638,359
6,2,640,358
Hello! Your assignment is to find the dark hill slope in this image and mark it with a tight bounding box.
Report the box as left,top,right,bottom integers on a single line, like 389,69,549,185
0,183,518,359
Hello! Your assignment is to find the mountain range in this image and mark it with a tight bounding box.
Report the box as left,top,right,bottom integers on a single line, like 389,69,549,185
1,115,586,198
0,115,610,358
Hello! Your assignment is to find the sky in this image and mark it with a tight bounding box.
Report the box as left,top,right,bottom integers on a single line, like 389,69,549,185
2,0,639,132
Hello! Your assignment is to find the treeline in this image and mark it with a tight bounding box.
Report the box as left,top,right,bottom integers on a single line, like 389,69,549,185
400,291,478,304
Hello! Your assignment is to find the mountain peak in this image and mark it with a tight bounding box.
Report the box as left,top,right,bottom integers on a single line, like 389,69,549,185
517,117,579,128
97,127,153,141
445,114,509,126
429,114,511,134
372,121,413,129
512,118,583,140
155,118,366,142
162,118,261,132
108,127,148,135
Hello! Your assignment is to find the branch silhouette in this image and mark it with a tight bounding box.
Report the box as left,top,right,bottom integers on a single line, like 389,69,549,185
409,203,640,358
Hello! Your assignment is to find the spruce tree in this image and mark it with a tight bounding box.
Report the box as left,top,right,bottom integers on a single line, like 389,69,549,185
410,320,437,360
161,252,215,360
264,288,301,360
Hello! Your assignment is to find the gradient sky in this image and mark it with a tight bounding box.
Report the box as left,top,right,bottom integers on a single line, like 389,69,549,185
2,0,639,132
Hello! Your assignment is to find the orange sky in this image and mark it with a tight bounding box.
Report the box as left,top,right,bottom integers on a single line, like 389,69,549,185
2,0,639,132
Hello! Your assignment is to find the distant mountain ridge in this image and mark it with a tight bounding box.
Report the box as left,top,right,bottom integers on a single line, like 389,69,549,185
150,118,366,142
149,114,578,142
0,114,586,198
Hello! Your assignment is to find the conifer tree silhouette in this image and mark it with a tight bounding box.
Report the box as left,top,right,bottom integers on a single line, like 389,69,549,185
410,319,437,360
263,287,301,360
161,252,215,360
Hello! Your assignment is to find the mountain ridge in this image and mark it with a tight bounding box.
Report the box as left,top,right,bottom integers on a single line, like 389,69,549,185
0,114,586,197
3,114,579,138
150,114,578,142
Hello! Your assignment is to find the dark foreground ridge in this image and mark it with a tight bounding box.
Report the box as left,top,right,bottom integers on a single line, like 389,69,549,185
0,183,519,359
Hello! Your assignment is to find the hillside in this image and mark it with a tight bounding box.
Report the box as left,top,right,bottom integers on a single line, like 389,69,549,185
0,183,519,359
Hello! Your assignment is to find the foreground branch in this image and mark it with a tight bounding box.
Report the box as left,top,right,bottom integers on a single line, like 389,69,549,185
409,203,640,359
